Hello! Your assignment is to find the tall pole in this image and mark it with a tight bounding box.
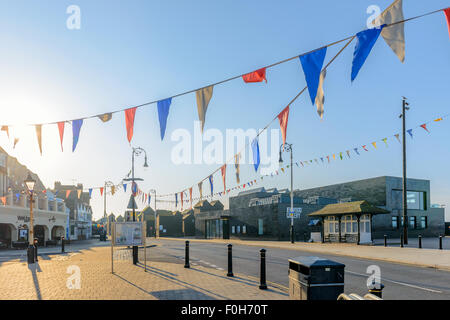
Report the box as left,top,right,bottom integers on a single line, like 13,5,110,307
290,144,294,244
131,149,138,264
154,190,157,238
29,192,34,247
402,97,408,245
104,181,107,234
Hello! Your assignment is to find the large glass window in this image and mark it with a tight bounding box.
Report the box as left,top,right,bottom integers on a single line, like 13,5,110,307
391,190,426,210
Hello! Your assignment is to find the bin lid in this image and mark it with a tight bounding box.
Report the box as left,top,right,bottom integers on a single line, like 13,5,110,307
288,256,345,268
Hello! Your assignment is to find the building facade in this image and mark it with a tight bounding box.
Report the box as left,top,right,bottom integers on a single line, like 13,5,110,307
294,176,445,238
53,182,93,240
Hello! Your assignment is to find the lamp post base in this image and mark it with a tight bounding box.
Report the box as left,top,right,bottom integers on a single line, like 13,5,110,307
27,245,35,264
132,245,139,265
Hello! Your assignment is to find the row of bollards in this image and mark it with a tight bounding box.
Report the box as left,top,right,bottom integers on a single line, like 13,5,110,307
383,234,444,249
183,241,268,290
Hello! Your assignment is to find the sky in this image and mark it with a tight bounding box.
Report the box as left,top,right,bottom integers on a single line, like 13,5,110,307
0,0,449,221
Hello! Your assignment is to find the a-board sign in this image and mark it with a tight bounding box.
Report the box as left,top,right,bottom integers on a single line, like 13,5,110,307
113,222,143,246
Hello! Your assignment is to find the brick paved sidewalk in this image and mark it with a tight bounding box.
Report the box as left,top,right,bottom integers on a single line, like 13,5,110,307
0,246,288,300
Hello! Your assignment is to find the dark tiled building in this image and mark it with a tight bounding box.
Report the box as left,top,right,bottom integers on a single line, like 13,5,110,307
295,176,445,238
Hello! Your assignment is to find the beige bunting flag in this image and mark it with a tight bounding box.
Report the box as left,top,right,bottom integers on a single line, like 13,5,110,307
98,113,113,122
196,85,214,133
373,0,405,63
198,181,203,200
315,69,326,119
35,125,42,155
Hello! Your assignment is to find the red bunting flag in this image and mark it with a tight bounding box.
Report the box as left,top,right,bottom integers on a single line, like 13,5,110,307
278,106,289,149
57,122,65,151
124,107,137,143
66,190,71,198
1,196,5,205
221,164,226,193
362,145,368,151
100,187,104,196
242,68,267,83
444,8,450,40
189,187,193,208
420,124,429,132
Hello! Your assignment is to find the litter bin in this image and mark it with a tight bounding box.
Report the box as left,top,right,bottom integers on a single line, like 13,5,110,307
288,256,345,300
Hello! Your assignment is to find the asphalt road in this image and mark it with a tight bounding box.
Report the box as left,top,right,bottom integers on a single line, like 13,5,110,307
142,238,450,300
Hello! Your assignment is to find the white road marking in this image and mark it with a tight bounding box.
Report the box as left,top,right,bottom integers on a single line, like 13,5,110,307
346,270,443,294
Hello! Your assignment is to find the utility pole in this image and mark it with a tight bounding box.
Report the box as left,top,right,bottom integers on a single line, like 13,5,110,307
400,97,410,245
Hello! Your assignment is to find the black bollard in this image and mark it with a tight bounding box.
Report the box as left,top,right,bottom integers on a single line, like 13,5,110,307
184,241,190,268
384,235,387,247
400,234,404,248
61,236,65,253
34,239,38,262
418,235,422,249
369,283,385,299
227,244,234,277
439,235,443,250
259,249,267,290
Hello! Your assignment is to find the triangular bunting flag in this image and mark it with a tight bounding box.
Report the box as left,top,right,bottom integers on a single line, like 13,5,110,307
434,117,443,122
354,148,360,155
77,189,82,199
394,133,401,143
198,181,203,200
300,47,327,105
315,69,326,119
123,184,127,192
157,98,172,141
221,164,226,193
98,113,112,122
66,190,71,198
35,125,43,155
372,142,377,149
100,187,104,197
72,119,83,152
251,138,260,172
208,175,214,196
88,189,93,198
373,0,405,62
125,107,137,143
278,106,289,148
1,126,9,139
420,124,429,133
57,122,65,152
196,86,214,133
444,8,450,40
235,153,241,184
407,129,413,138
351,26,384,81
382,138,388,147
362,145,368,151
242,68,267,83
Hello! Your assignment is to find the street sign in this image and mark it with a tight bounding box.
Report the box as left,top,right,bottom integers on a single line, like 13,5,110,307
113,222,143,246
286,207,302,219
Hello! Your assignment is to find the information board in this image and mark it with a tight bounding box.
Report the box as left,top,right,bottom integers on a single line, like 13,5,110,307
113,222,143,246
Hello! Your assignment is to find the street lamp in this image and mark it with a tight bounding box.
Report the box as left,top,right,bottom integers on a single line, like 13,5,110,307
279,143,295,244
123,147,148,265
25,173,36,264
399,97,410,245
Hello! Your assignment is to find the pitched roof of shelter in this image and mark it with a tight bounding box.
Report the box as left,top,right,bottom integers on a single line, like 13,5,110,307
308,200,390,217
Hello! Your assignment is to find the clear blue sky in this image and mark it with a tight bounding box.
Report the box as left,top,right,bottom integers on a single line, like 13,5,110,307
0,0,449,221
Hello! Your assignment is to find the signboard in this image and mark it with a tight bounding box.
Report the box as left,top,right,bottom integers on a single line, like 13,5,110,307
113,222,143,246
286,207,302,219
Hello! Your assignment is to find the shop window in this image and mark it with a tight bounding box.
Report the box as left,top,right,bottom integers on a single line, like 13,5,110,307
231,226,235,234
420,216,427,229
391,217,398,229
409,216,416,229
242,225,246,234
258,219,263,235
237,226,241,234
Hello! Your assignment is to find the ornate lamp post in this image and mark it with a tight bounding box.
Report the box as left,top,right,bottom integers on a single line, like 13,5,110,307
279,143,295,244
25,173,36,264
123,147,148,265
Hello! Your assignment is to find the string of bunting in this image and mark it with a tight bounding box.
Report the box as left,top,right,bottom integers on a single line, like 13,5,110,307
0,2,447,156
152,114,447,209
152,2,450,203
